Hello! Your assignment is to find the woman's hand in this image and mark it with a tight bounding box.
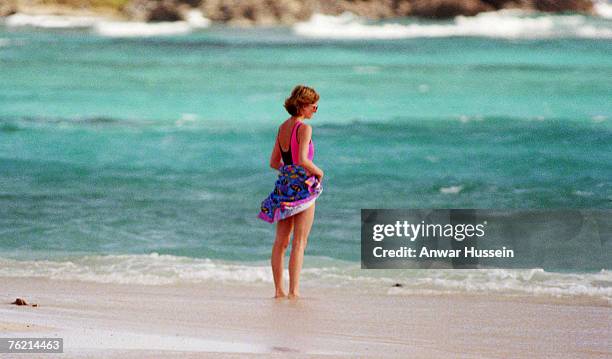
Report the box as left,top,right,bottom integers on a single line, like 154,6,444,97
315,170,324,182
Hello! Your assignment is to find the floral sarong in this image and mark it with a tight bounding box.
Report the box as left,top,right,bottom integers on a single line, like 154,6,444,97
258,165,322,223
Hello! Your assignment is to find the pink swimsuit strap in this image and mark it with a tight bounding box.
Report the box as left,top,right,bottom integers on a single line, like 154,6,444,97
291,121,314,166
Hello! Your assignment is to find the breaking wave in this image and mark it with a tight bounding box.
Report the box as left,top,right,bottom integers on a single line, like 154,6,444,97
1,253,610,305
2,10,210,37
293,10,612,39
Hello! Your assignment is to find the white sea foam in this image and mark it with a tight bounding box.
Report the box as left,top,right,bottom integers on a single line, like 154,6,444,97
3,11,211,37
573,190,594,197
353,65,380,74
1,254,610,304
4,13,102,28
184,9,211,28
0,253,272,285
592,115,608,123
425,155,439,163
94,10,210,37
94,21,192,37
175,113,199,127
456,115,484,123
440,185,463,194
294,12,415,40
595,1,612,18
385,268,612,305
293,10,612,39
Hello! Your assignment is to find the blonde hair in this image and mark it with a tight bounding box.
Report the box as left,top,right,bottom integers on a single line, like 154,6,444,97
284,85,320,116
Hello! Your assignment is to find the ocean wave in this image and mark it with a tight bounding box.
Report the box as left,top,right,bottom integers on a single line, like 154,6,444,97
183,9,212,28
0,116,236,132
0,253,273,285
1,254,610,305
595,1,612,19
293,10,612,39
3,13,102,29
2,11,211,37
0,116,143,130
385,268,612,305
439,185,463,194
94,10,211,37
93,21,193,37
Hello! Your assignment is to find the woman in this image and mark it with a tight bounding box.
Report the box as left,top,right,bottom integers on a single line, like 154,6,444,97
258,85,324,299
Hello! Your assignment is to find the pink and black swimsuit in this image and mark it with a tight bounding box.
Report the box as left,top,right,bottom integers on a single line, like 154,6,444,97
278,120,314,166
258,120,322,223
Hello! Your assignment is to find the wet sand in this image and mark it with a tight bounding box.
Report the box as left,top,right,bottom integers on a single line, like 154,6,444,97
1,276,610,358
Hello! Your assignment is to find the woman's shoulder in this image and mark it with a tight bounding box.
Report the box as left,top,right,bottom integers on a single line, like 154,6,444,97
299,122,312,131
296,122,312,140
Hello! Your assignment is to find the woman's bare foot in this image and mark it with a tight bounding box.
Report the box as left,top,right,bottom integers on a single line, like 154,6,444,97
287,292,299,299
274,291,287,299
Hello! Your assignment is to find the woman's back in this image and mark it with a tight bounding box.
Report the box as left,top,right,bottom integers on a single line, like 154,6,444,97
277,119,314,166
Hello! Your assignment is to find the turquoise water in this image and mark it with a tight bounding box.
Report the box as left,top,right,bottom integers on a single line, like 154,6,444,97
1,18,611,268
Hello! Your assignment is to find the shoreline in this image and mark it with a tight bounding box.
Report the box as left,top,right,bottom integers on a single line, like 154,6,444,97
0,0,601,28
2,276,610,358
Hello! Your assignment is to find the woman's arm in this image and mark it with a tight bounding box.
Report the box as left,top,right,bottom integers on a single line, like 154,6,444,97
297,124,324,180
269,134,283,170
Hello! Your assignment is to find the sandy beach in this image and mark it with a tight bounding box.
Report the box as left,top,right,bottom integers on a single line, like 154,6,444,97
1,277,610,358
2,2,612,357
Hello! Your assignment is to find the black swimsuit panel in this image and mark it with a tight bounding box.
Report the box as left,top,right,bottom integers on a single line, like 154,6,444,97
280,145,293,165
278,123,301,166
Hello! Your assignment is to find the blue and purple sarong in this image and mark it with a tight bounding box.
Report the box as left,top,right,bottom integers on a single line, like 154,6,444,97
258,165,322,223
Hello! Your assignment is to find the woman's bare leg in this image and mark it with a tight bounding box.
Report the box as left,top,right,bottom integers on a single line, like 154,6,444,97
271,216,294,298
288,204,316,299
